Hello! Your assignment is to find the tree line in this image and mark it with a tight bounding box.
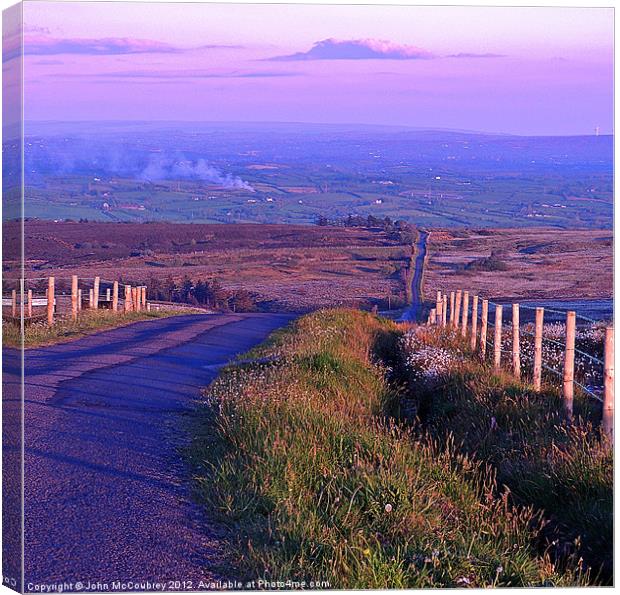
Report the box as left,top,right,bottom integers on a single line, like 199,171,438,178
316,214,416,243
141,276,259,312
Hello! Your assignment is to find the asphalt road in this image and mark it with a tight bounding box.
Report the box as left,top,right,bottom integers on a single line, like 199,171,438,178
11,313,293,590
400,231,428,322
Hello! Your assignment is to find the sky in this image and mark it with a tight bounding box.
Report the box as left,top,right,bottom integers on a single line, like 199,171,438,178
12,1,615,135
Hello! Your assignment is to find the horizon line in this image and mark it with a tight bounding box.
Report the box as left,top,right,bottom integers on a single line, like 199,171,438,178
21,119,614,138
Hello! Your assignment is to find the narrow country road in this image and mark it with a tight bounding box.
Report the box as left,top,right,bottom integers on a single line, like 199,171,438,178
7,313,293,590
400,230,429,322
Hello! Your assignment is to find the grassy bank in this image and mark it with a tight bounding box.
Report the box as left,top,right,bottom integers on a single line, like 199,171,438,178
398,325,612,583
2,308,199,348
190,309,586,588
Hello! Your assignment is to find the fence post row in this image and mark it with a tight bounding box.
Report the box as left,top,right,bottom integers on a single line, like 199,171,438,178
470,295,479,350
603,326,614,439
461,291,469,337
512,303,521,380
563,311,576,419
493,304,503,371
431,291,611,435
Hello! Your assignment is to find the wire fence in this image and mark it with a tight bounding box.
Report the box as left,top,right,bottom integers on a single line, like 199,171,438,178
426,289,614,437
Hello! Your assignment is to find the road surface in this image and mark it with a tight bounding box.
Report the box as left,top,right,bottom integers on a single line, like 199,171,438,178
6,313,292,590
399,231,429,322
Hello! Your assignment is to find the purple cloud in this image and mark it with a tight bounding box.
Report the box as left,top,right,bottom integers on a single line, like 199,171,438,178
268,38,435,61
46,69,298,81
447,52,506,59
23,34,239,56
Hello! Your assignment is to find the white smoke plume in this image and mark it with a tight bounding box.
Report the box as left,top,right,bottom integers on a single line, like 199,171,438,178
140,155,255,191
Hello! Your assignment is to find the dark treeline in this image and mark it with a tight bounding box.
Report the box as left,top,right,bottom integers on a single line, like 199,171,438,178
139,276,260,312
316,214,416,243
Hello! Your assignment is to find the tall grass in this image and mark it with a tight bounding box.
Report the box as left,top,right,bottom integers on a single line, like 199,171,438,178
399,325,612,583
190,310,586,588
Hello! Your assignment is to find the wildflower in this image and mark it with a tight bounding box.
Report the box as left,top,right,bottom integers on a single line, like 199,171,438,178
384,503,393,513
496,565,503,574
456,577,471,586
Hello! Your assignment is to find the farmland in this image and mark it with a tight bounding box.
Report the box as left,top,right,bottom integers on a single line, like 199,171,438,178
13,122,613,228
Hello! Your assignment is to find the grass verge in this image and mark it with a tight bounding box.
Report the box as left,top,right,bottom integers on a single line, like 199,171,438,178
2,308,201,348
189,309,587,588
398,325,612,583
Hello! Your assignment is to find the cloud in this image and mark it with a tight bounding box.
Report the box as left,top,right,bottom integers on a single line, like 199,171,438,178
446,52,506,59
34,59,64,65
268,38,435,61
45,69,298,81
23,34,239,56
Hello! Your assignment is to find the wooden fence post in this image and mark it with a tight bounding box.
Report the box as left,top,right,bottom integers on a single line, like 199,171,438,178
11,289,16,317
493,304,503,371
112,281,119,312
533,307,544,391
125,285,132,312
449,291,455,326
454,290,462,329
47,277,55,326
133,287,140,312
461,291,469,337
141,286,147,308
71,275,78,321
442,294,447,326
106,288,111,302
563,311,576,418
93,276,100,310
89,289,94,309
602,327,614,439
512,303,521,380
480,299,489,357
78,289,82,311
470,295,479,350
430,308,436,325
27,289,33,318
436,291,442,326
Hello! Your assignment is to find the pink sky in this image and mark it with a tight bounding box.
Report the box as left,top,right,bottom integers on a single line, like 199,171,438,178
15,1,614,135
